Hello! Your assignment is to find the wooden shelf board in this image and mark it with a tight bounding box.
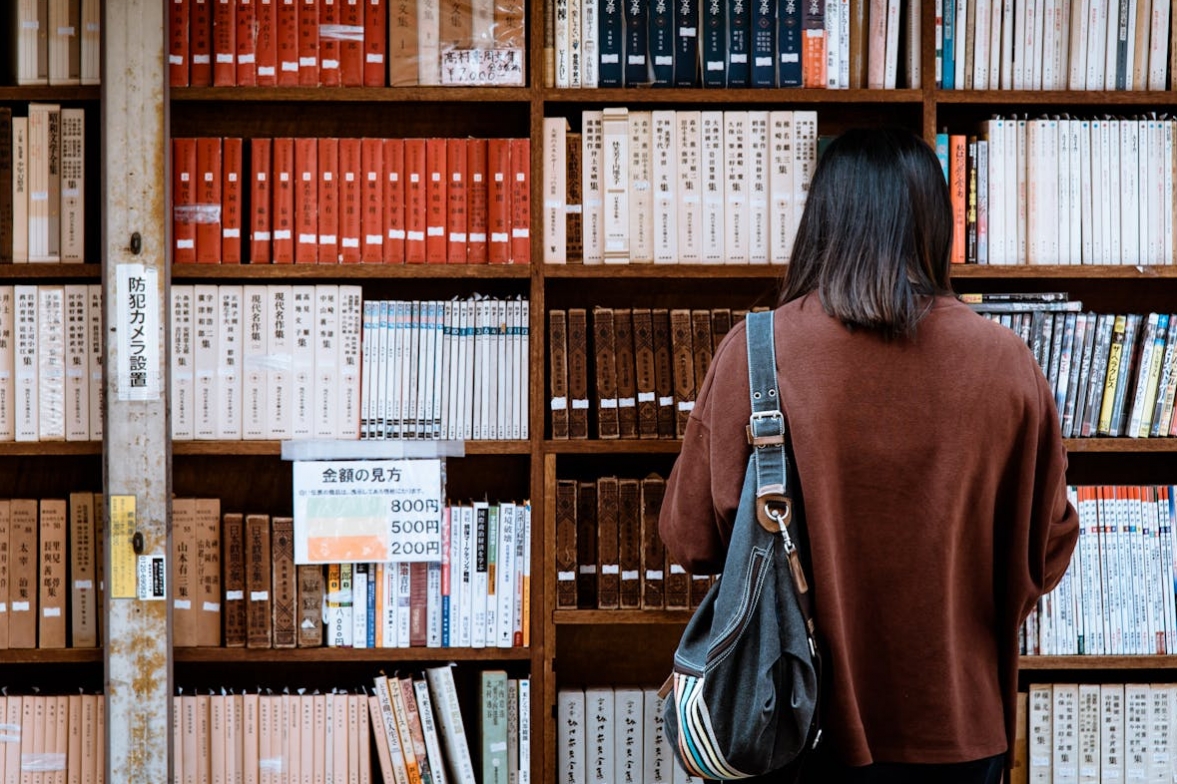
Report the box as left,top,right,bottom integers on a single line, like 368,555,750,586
0,649,102,664
543,264,783,278
171,87,533,103
544,440,683,454
0,87,101,101
934,90,1177,105
0,264,101,280
175,647,530,663
542,88,924,104
171,264,532,280
1020,655,1177,670
0,442,101,456
951,265,1177,278
553,610,693,624
1063,438,1177,452
174,440,531,456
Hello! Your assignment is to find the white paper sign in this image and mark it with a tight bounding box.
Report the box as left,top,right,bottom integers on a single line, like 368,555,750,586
116,264,162,401
440,49,525,85
293,459,443,564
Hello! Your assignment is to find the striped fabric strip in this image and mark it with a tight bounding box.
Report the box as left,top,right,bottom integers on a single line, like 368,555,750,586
672,673,751,779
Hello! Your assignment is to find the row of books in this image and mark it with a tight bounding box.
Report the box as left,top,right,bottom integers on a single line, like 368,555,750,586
0,694,104,783
174,136,532,266
548,307,762,440
167,0,526,88
371,669,530,784
1022,485,1177,657
173,499,531,650
550,0,920,88
557,686,702,784
1,106,86,265
946,118,1177,266
170,284,363,441
543,109,819,265
0,494,103,650
937,0,1175,90
1021,683,1177,784
4,0,101,85
554,475,714,611
0,285,104,443
360,298,531,442
979,306,1177,438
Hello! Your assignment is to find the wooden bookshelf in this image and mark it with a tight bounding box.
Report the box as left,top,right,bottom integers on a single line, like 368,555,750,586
173,647,531,663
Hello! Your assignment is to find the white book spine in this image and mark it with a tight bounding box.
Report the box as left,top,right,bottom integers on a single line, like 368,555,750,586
413,678,451,784
338,285,363,439
569,0,582,86
582,0,599,86
1052,684,1079,782
1000,0,1015,86
313,285,340,439
675,111,702,264
974,0,992,87
543,118,569,264
1125,684,1150,782
555,0,571,87
381,564,397,647
1086,0,1106,87
825,0,841,87
1029,683,1053,783
586,687,615,784
0,287,15,441
652,111,678,264
1146,683,1173,783
63,284,88,442
14,285,38,442
628,111,654,264
86,283,101,439
518,678,531,784
460,504,475,647
495,503,517,648
793,112,819,233
424,666,477,784
614,689,644,784
36,285,64,441
520,300,530,440
643,689,672,783
602,108,631,263
193,284,218,439
170,285,195,441
240,286,268,440
700,111,725,264
722,111,749,264
582,111,605,264
266,285,293,439
885,0,902,88
418,0,441,85
557,691,586,784
290,286,316,439
12,118,29,264
216,285,243,440
769,111,795,265
747,112,770,265
59,108,84,262
360,300,376,438
1077,683,1101,784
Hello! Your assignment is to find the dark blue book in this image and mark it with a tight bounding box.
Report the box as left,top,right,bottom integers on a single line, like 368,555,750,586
702,0,726,85
777,0,801,86
726,0,750,85
366,565,376,647
674,0,700,84
600,0,625,85
942,0,955,89
650,0,675,84
751,0,775,85
625,0,650,84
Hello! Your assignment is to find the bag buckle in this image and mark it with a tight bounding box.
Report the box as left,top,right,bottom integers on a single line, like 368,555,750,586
746,410,786,447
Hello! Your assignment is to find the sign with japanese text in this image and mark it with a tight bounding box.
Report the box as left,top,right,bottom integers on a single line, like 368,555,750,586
293,459,444,564
116,264,162,401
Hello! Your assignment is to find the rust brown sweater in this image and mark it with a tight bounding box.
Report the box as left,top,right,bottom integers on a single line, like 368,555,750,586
659,294,1079,767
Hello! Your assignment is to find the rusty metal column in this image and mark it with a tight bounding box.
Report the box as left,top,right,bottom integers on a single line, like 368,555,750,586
101,1,172,782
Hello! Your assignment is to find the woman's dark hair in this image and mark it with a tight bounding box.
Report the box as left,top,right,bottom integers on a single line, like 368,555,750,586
778,126,954,338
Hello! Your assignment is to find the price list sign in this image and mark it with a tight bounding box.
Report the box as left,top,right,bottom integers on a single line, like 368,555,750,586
293,459,443,564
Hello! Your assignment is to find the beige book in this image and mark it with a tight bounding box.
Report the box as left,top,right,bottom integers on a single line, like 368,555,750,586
47,0,80,84
36,285,66,441
284,694,299,784
242,693,259,784
210,694,225,784
41,698,55,784
0,287,16,441
0,501,10,649
37,498,67,647
58,109,83,262
79,0,99,84
388,676,421,784
68,492,96,647
367,696,395,784
4,697,21,784
195,497,222,646
8,499,38,648
80,695,96,784
86,285,102,441
54,695,67,784
0,697,5,781
357,693,371,784
312,693,327,782
171,498,198,647
181,695,198,784
93,692,104,784
226,694,242,784
299,693,314,784
12,118,29,264
257,695,271,784
63,285,89,441
171,696,183,784
23,696,39,784
333,692,348,784
348,694,361,784
372,676,410,784
14,286,38,442
196,695,210,784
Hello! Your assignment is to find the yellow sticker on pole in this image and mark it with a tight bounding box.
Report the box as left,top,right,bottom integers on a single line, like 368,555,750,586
109,495,138,599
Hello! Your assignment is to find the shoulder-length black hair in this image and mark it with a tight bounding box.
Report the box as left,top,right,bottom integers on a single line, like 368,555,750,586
778,126,954,338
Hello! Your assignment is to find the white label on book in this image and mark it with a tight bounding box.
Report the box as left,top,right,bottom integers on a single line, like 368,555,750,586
781,53,799,63
173,599,191,610
600,398,618,408
659,395,674,405
239,54,256,64
299,57,317,66
565,204,582,214
202,601,220,612
318,234,337,244
622,570,639,581
601,564,620,574
427,227,445,236
258,66,275,75
323,172,333,181
43,608,61,617
670,564,686,574
679,26,696,35
193,54,211,64
389,229,406,239
628,55,646,64
677,401,695,411
449,232,467,242
321,59,341,69
558,571,576,580
216,54,235,63
11,602,29,612
273,230,291,240
281,61,299,71
366,54,384,63
342,238,359,248
646,570,664,579
572,398,590,409
299,233,317,243
512,228,530,237
601,54,620,63
638,392,655,402
226,590,244,601
655,56,673,65
223,228,240,238
74,580,93,590
550,396,568,410
491,232,509,242
169,55,184,64
365,233,383,243
255,231,272,241
618,397,635,408
707,61,724,70
755,56,772,66
57,26,76,34
407,231,425,241
579,565,597,574
62,188,79,197
30,191,49,202
729,54,747,63
250,591,270,601
469,232,486,241
1031,756,1050,768
490,742,508,753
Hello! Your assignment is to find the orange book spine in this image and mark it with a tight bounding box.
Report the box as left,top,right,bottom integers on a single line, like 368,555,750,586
276,0,301,85
298,0,320,84
222,137,244,264
169,0,190,86
272,137,295,263
339,0,365,86
425,138,448,264
173,138,198,264
236,0,258,85
250,138,273,263
191,0,214,85
195,137,224,263
509,137,530,265
213,0,237,85
950,134,966,264
339,137,363,263
294,137,319,263
383,138,405,263
363,0,387,86
446,138,468,263
317,137,340,263
466,138,489,263
487,138,511,264
255,0,279,84
319,0,342,86
360,137,385,262
404,139,428,264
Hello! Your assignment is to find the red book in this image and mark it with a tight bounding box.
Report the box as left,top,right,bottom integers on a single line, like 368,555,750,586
190,0,214,85
338,138,362,263
404,139,427,264
425,138,448,263
195,137,224,263
255,0,278,84
446,138,468,263
950,134,966,264
236,0,258,85
466,138,488,263
298,0,320,84
487,138,511,264
509,137,530,264
363,0,386,86
173,138,198,264
272,138,296,263
360,138,384,262
339,0,365,86
213,0,237,85
250,138,273,263
222,137,244,263
317,137,340,263
276,0,300,84
319,0,341,86
383,138,405,263
169,0,190,87
408,563,427,646
294,137,319,263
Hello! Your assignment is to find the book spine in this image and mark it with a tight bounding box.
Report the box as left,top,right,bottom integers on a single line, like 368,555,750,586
599,0,625,84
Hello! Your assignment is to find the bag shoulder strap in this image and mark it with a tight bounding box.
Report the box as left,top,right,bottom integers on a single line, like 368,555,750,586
744,311,818,641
